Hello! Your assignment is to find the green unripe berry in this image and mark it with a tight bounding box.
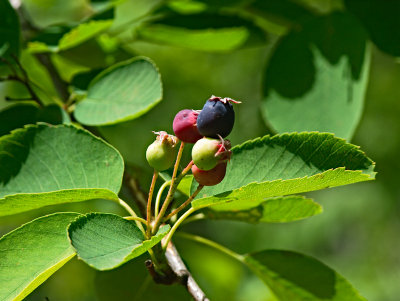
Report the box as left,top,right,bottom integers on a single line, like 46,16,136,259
192,137,231,171
146,132,178,171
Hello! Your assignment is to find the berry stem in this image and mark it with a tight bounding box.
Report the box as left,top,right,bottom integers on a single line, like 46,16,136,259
155,180,171,218
163,184,204,221
182,213,206,225
162,207,196,250
146,170,159,238
116,198,146,235
178,160,194,181
152,142,185,234
124,216,147,224
175,232,245,263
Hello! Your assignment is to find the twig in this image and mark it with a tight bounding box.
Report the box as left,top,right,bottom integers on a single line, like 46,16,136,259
14,5,70,104
35,53,69,102
164,242,210,301
5,96,34,101
123,170,147,216
163,184,204,221
146,170,158,237
3,74,43,107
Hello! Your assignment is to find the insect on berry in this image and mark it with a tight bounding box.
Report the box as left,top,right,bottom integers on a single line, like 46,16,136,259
191,137,231,171
192,162,227,186
197,95,241,138
146,131,178,171
173,109,203,143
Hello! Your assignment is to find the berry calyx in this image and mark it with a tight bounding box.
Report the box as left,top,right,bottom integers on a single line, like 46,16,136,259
191,137,231,171
146,131,178,171
197,95,240,138
173,109,203,143
192,162,227,186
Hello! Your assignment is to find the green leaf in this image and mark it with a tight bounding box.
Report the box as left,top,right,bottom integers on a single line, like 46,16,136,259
191,132,375,210
177,175,194,196
68,213,170,270
0,213,80,301
58,20,113,51
244,250,366,300
21,0,93,28
0,103,70,136
74,57,163,126
0,123,124,216
345,0,400,57
137,13,267,52
202,195,322,223
261,12,370,140
0,0,20,64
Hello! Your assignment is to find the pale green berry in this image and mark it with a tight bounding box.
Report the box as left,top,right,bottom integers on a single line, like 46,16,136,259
191,137,231,171
146,132,178,171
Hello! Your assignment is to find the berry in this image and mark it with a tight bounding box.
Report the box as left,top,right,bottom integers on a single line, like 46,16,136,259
173,109,202,143
192,163,227,186
191,137,231,171
146,131,178,171
197,96,240,138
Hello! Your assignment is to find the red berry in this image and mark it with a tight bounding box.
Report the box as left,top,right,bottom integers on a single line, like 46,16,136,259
173,109,203,143
192,162,227,186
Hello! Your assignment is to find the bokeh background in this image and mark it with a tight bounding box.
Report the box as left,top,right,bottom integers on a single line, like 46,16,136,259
0,0,399,300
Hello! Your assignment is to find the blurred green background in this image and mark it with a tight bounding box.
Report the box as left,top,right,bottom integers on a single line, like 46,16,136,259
0,0,399,300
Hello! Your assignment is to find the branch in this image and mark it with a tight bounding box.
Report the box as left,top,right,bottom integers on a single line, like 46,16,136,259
164,242,210,301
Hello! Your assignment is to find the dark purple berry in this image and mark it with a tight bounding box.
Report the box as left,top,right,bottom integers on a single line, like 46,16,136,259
197,96,240,138
173,109,203,143
192,162,227,186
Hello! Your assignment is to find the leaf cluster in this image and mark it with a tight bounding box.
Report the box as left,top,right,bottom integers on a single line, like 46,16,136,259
0,0,389,299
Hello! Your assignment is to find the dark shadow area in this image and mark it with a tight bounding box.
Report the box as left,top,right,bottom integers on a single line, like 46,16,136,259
0,124,35,189
0,103,66,137
345,0,400,57
95,254,191,301
251,250,336,299
264,12,367,99
249,0,316,25
71,68,105,90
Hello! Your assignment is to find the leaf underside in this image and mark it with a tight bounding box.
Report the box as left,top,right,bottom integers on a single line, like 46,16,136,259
262,12,370,141
74,57,163,126
245,250,366,301
202,195,322,223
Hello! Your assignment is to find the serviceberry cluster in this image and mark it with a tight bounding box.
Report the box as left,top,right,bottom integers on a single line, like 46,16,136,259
146,95,240,186
144,95,240,244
